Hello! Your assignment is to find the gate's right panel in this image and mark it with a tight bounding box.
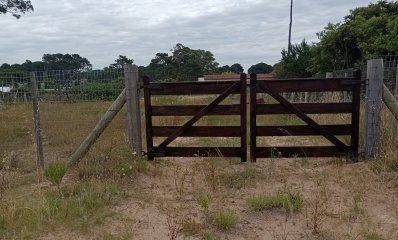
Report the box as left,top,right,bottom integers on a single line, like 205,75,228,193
250,71,362,162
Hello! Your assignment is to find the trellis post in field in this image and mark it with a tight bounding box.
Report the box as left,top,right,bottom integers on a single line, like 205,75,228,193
124,64,142,155
365,59,383,159
31,72,44,170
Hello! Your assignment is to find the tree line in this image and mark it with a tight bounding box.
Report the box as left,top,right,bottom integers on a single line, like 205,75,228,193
2,1,397,80
0,46,273,81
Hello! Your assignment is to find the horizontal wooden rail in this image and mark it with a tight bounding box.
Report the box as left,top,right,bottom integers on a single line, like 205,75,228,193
147,81,241,95
151,105,241,116
256,103,353,114
255,146,345,158
256,124,352,136
257,79,358,92
153,126,241,137
147,147,242,157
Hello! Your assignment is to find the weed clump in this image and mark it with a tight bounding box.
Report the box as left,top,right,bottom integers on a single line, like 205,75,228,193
248,192,303,212
211,211,237,230
44,162,67,189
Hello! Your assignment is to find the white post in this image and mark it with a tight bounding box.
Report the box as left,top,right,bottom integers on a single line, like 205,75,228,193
124,64,142,155
365,59,383,159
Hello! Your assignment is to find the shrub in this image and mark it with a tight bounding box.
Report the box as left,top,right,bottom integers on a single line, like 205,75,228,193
44,162,67,189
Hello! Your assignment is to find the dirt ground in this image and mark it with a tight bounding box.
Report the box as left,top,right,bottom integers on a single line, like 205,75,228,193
33,155,398,240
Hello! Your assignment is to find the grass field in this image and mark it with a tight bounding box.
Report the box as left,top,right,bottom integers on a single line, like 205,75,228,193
0,95,398,240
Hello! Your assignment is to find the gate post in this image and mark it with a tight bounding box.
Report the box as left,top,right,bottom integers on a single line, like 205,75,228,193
250,73,257,162
351,70,361,159
365,59,383,159
240,73,247,162
124,64,142,155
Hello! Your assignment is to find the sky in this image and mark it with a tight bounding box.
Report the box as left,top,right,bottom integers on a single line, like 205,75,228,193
0,0,376,71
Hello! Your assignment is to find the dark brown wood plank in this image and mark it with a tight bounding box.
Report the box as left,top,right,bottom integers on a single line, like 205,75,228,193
157,81,240,150
256,146,346,158
152,126,241,137
151,105,240,116
257,78,357,92
148,81,241,95
250,73,257,162
240,73,247,162
258,83,350,151
147,147,242,157
256,124,352,136
257,103,353,115
143,76,154,160
351,70,362,160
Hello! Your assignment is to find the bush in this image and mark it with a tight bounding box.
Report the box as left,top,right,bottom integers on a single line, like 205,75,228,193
44,162,67,189
80,80,124,101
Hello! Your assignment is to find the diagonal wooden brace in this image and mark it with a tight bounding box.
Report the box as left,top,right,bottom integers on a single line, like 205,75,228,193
156,81,241,151
258,82,350,152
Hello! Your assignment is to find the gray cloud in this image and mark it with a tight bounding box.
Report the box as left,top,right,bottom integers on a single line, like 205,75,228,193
0,0,376,71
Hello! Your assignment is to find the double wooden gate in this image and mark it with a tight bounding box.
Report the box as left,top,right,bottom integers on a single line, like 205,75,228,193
143,71,362,162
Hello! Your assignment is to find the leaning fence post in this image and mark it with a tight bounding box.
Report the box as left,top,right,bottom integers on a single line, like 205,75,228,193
68,89,127,166
31,72,44,170
124,64,142,155
365,59,383,159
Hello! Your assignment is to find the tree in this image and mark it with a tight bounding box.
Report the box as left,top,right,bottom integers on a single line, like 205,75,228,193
311,1,398,73
144,43,219,81
248,62,273,74
217,63,244,74
273,40,313,78
109,55,134,69
42,53,92,71
230,63,244,73
0,0,33,18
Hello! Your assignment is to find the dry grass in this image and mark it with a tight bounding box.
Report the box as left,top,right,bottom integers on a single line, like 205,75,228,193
0,94,398,239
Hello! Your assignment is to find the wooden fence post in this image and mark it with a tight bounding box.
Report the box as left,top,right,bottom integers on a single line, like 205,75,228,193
31,72,44,170
124,64,142,155
395,65,398,139
365,59,383,159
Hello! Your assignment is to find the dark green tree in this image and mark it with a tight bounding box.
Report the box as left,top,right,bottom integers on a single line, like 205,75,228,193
109,55,134,69
144,43,219,81
248,62,273,74
273,40,313,78
0,0,33,18
311,1,398,73
230,63,244,73
42,53,92,71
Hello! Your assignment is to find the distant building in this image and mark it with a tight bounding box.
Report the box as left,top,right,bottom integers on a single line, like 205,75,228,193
0,86,12,93
201,73,274,81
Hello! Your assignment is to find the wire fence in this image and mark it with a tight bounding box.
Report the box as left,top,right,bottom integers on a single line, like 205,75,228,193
0,69,128,171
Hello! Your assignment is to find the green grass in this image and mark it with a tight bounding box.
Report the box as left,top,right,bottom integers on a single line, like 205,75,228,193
0,180,121,239
44,162,67,189
364,232,385,240
211,211,237,230
197,194,210,210
248,192,303,212
220,165,257,189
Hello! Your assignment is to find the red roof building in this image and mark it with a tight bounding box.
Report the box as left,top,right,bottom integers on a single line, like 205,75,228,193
202,73,274,81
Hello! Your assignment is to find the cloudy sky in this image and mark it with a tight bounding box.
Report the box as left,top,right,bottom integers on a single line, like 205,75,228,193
1,0,376,71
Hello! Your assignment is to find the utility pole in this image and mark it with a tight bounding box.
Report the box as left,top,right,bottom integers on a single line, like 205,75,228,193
288,0,293,56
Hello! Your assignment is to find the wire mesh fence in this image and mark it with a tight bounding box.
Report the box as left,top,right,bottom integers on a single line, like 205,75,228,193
1,69,128,171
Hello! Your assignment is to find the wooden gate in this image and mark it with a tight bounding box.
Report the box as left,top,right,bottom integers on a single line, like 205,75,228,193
143,74,247,162
249,70,362,162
